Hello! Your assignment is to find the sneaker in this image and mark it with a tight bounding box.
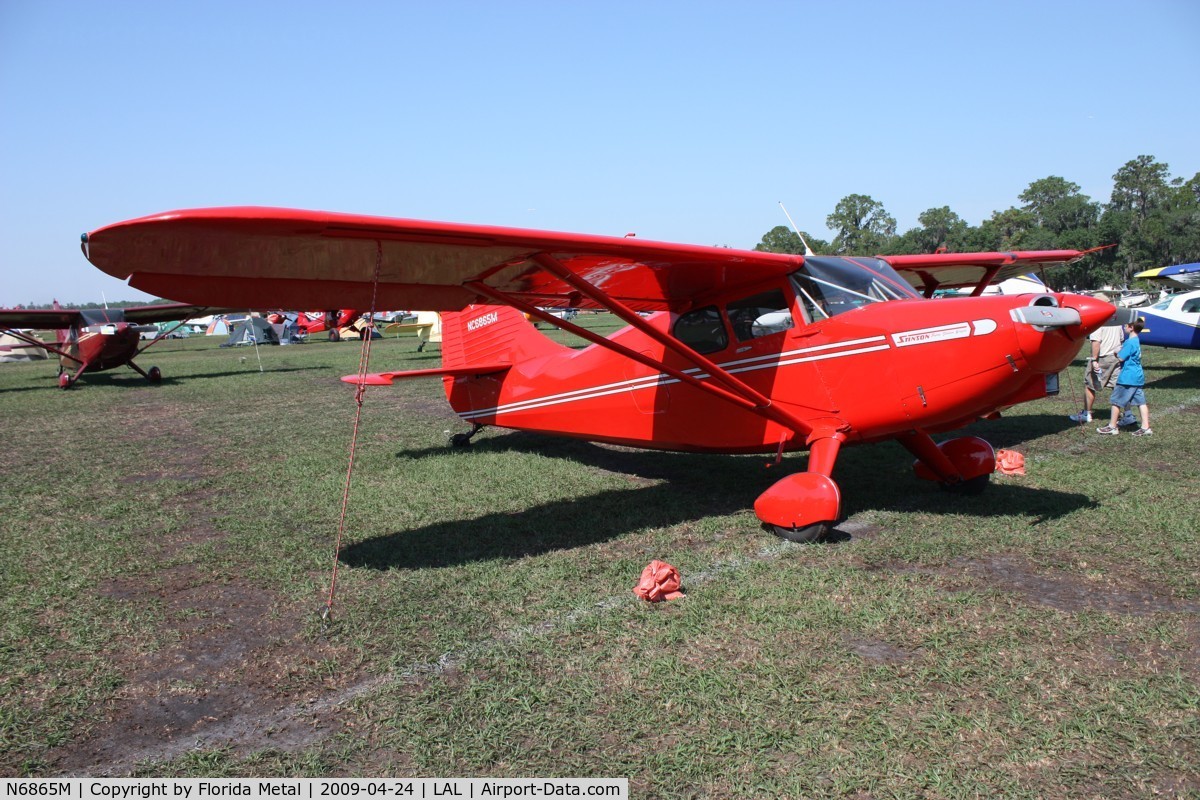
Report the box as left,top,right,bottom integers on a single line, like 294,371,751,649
1068,410,1092,423
1096,425,1119,435
1131,427,1153,437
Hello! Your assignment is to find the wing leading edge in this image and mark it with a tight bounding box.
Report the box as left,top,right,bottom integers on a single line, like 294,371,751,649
81,207,1098,311
82,207,803,313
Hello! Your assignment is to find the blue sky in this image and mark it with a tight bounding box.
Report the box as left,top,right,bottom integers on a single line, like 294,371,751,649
2,0,1197,305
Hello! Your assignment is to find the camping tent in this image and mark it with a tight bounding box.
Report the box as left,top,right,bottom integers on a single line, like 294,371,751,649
221,317,280,347
0,331,48,362
206,317,231,336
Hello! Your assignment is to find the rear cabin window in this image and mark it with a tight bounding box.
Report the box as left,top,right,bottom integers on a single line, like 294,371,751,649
673,306,728,354
726,289,794,341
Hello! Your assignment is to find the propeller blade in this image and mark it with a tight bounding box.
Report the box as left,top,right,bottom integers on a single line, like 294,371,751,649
1009,306,1082,328
1105,306,1139,326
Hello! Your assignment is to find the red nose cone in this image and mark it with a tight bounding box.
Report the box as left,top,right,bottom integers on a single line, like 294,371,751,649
1061,294,1120,335
1015,293,1118,374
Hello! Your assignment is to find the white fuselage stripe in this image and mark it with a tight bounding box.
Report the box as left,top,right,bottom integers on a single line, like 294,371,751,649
458,336,888,420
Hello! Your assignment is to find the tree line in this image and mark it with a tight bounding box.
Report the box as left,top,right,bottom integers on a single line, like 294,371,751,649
756,155,1200,291
3,299,162,311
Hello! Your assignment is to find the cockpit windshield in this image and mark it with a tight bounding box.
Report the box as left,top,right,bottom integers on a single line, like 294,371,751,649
78,309,124,326
790,256,920,321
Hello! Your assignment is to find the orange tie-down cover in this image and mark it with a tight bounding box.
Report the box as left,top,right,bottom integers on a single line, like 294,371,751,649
633,560,684,602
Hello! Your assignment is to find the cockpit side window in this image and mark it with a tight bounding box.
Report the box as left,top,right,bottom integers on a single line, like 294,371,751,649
726,289,794,341
673,306,728,354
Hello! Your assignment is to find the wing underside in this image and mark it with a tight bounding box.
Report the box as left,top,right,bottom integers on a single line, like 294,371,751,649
82,207,802,313
881,250,1089,296
82,207,1095,310
0,309,82,330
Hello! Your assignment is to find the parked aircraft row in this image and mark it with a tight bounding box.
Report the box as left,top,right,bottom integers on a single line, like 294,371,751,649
0,303,442,386
74,206,1146,540
6,205,1190,539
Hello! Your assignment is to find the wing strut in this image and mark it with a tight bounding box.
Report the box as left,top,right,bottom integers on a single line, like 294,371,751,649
465,281,768,416
0,329,82,364
523,253,814,437
968,266,1004,297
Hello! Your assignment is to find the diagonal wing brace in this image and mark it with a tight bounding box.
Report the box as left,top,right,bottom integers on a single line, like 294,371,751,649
0,329,84,365
469,252,815,440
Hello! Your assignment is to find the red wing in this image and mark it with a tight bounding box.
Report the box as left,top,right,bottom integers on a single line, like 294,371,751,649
0,309,83,329
882,250,1087,294
81,207,802,313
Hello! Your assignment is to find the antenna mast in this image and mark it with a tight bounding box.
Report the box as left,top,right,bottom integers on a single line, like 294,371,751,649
778,201,815,256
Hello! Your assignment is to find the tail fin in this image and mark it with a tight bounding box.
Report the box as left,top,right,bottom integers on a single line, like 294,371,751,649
441,304,565,370
341,304,565,388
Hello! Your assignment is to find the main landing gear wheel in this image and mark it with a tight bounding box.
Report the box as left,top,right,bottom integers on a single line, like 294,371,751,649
147,366,162,384
328,329,341,342
58,372,72,390
766,521,831,544
754,472,841,545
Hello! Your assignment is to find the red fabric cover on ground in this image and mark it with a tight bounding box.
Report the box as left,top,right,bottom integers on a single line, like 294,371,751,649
996,449,1026,476
633,560,684,602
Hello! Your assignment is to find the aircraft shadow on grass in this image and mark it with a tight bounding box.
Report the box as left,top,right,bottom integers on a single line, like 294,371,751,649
960,412,1099,450
340,431,1093,570
0,365,320,393
1140,363,1200,392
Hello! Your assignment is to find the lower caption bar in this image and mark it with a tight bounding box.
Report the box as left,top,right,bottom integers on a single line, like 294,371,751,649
1,779,629,800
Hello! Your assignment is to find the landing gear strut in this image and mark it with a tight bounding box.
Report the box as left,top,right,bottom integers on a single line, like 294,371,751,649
128,361,162,384
58,362,86,390
901,432,995,493
755,432,845,544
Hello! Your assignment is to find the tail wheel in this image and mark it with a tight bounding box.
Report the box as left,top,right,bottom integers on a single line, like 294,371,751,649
449,424,485,448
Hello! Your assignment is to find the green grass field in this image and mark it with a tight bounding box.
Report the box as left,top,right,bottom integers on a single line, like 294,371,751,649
1,319,1197,798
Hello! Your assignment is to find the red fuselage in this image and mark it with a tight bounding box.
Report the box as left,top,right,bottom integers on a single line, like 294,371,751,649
442,292,1110,454
57,322,143,374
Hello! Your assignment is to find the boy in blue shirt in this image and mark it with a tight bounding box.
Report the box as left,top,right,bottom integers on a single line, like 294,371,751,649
1097,319,1152,436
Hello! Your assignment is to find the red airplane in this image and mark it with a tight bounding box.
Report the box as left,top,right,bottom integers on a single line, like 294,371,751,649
0,302,235,388
80,207,1131,539
293,309,364,340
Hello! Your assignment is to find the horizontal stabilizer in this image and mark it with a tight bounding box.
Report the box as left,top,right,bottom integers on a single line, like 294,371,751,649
1009,306,1082,328
341,363,511,385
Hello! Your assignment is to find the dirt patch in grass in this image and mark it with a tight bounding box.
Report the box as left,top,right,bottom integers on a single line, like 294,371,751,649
943,554,1200,616
51,566,361,776
43,400,366,776
887,553,1197,616
843,634,920,664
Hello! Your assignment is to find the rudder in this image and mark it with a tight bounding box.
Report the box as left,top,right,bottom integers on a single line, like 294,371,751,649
441,304,565,370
